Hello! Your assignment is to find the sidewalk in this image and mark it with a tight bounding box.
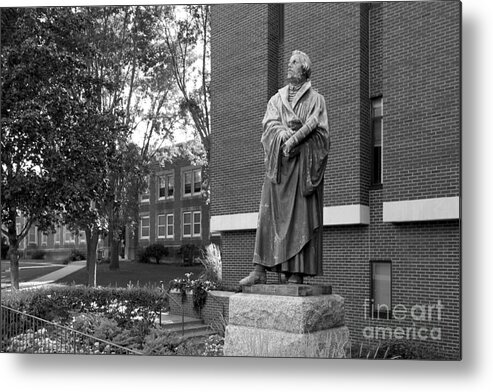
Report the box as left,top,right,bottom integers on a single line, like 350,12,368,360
1,260,86,290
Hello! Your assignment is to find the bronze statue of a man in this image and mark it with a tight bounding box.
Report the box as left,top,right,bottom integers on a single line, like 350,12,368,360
240,50,330,286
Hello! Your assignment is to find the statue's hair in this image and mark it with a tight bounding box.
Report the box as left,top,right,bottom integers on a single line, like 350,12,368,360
291,50,312,79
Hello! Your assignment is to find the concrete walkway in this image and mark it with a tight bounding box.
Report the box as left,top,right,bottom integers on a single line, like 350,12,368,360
1,260,86,290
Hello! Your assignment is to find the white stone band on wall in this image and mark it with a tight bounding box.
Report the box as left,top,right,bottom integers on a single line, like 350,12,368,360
210,204,370,232
210,197,460,232
383,196,460,223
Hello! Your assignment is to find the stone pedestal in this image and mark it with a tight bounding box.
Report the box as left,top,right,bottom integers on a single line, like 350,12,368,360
223,289,350,358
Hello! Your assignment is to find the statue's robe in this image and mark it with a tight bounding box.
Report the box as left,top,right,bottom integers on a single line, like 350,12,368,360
253,81,330,276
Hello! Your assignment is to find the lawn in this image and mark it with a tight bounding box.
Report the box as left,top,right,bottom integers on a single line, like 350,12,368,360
56,260,204,288
1,259,65,285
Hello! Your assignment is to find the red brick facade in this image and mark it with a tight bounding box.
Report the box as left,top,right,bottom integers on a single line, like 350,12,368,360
137,157,210,254
210,2,461,358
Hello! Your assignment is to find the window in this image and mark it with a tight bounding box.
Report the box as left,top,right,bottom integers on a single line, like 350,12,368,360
183,211,201,238
182,212,192,238
371,97,383,184
182,168,202,197
64,228,75,244
41,233,48,246
16,223,26,250
54,227,61,245
157,215,166,238
193,170,201,194
158,173,174,200
140,216,150,239
167,214,174,239
79,231,86,244
28,226,37,245
193,211,201,237
371,261,392,319
157,214,174,239
140,176,150,203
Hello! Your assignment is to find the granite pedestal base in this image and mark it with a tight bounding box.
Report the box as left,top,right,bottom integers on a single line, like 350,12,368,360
223,290,350,358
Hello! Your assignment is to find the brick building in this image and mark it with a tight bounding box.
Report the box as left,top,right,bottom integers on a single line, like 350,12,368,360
210,2,461,358
136,155,210,257
1,216,88,260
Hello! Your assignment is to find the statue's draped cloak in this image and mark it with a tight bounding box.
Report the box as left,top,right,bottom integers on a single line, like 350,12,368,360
253,81,330,275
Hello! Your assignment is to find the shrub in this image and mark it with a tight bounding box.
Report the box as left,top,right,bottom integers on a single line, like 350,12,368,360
138,243,169,264
2,284,169,329
30,249,46,260
347,339,446,360
179,244,203,264
69,249,86,261
141,326,182,355
168,272,216,313
63,249,86,264
202,334,224,356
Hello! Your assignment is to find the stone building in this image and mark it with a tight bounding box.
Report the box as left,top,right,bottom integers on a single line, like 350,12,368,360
210,2,461,358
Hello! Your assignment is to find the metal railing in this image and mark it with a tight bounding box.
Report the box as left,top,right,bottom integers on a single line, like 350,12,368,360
160,281,185,337
1,305,142,355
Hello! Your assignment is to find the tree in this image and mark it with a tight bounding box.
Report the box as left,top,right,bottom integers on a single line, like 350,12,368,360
1,8,111,288
1,8,132,287
161,5,211,159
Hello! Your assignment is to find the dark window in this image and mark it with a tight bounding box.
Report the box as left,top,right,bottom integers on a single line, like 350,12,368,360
371,261,392,319
371,98,383,184
193,170,201,194
183,212,191,237
167,174,174,198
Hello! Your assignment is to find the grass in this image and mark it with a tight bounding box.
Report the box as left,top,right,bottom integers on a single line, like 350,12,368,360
1,259,66,285
56,260,204,288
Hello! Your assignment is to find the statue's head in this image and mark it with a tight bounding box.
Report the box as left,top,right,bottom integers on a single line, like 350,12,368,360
288,50,312,82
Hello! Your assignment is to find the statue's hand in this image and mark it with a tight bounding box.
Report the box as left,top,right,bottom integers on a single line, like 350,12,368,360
280,129,294,142
282,137,295,156
288,119,303,131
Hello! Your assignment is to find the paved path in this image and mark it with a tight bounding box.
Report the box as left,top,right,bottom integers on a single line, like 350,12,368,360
1,260,86,290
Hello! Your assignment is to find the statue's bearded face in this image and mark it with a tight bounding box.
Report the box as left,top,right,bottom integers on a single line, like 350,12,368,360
287,54,304,83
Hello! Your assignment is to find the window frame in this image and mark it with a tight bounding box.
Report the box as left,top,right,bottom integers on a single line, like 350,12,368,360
41,232,48,246
157,214,167,239
54,227,61,245
79,231,86,244
182,167,202,198
64,227,75,244
140,216,151,240
140,176,150,203
371,97,383,185
28,226,38,245
166,214,174,239
192,211,202,238
157,171,175,201
370,260,392,320
182,211,192,238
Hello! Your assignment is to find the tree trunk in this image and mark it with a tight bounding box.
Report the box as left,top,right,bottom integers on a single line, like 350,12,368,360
109,237,120,270
7,244,20,290
85,229,99,287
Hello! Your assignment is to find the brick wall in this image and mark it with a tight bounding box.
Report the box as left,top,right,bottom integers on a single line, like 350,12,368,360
281,2,369,206
210,4,271,217
138,157,210,252
382,1,461,202
210,2,461,359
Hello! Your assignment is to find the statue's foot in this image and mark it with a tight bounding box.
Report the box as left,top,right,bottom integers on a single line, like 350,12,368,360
287,274,304,284
239,270,267,286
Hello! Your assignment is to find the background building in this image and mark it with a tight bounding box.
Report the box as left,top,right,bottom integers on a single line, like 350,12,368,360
210,2,461,358
137,154,210,260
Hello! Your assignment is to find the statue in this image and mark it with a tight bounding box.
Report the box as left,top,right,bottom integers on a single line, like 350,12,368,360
240,50,330,286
